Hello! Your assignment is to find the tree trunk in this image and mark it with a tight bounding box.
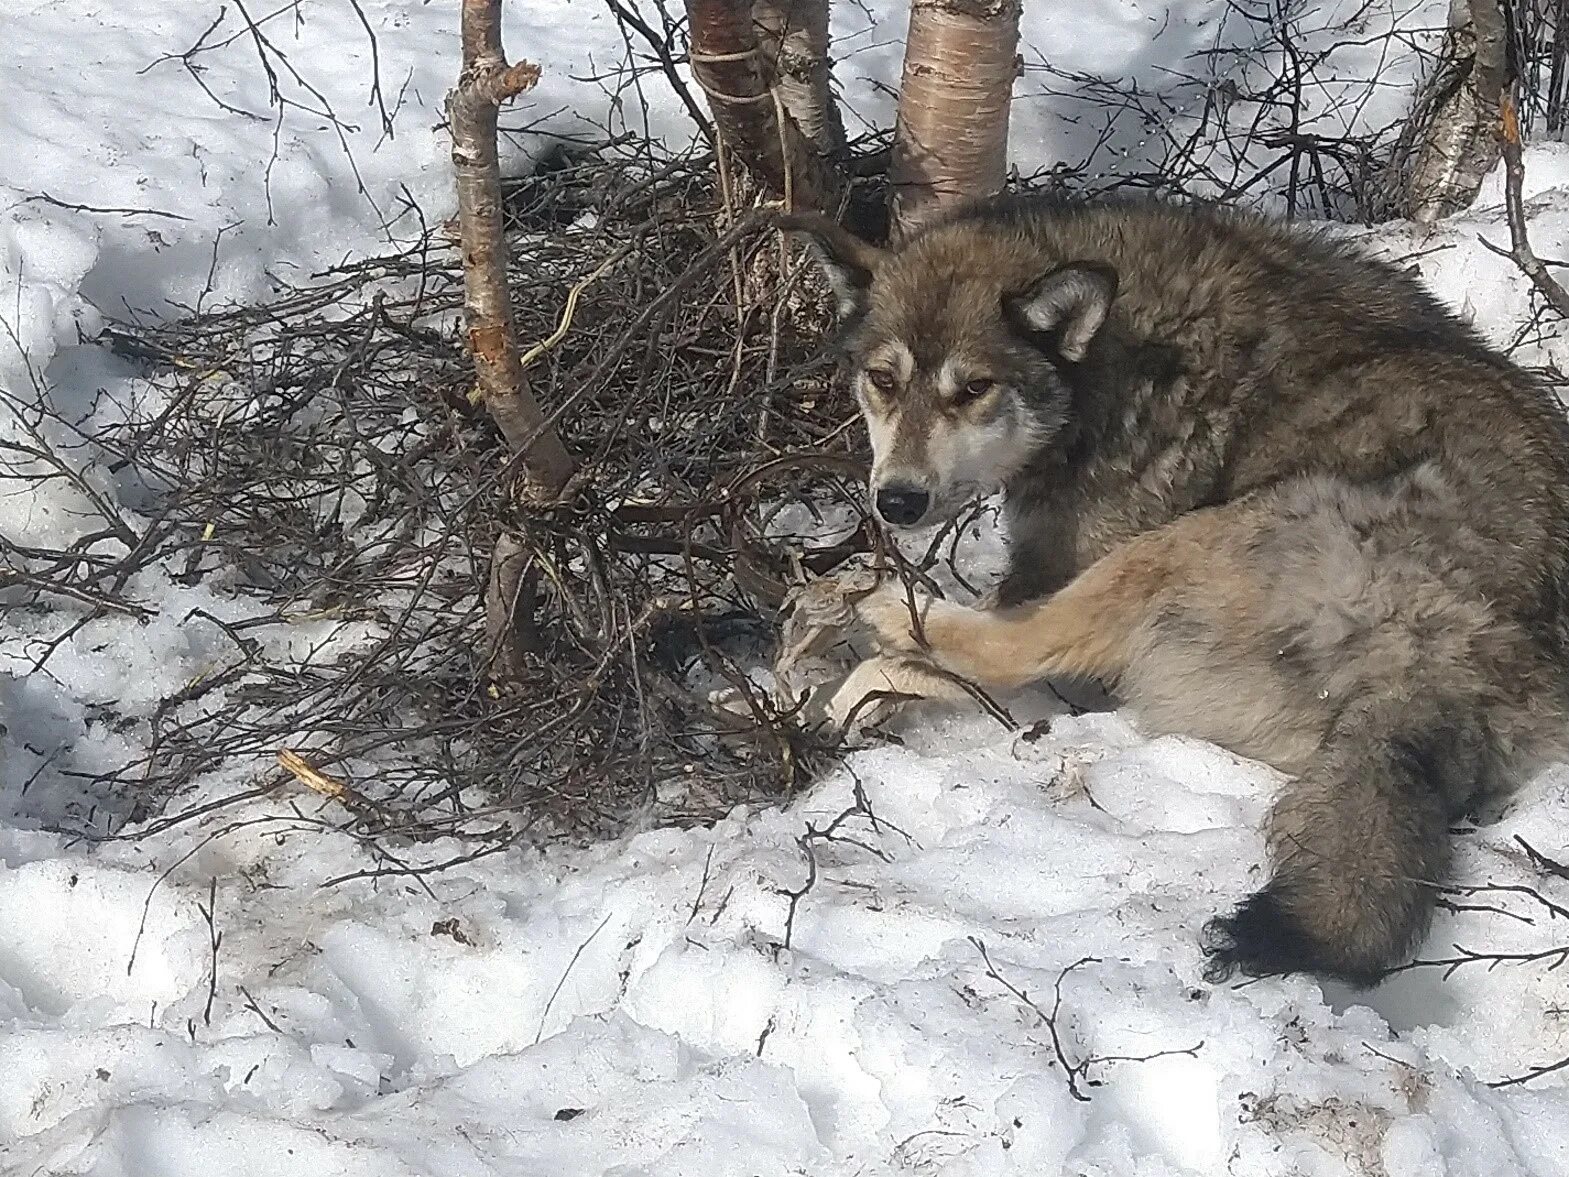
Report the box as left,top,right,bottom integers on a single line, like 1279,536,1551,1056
753,0,845,158
1403,0,1508,224
447,0,573,687
447,0,574,495
685,0,847,210
888,0,1021,239
1549,0,1569,138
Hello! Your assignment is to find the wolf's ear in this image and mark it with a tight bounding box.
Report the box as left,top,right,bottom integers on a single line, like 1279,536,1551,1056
1009,263,1118,362
777,212,888,319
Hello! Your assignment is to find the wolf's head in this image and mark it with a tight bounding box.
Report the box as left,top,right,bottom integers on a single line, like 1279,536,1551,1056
783,210,1116,530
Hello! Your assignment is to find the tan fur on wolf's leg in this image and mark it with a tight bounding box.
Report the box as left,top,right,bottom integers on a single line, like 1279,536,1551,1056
823,654,980,731
852,514,1225,691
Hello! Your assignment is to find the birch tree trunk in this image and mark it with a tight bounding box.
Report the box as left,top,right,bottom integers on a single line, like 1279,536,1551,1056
887,0,1021,239
753,0,845,158
447,0,574,495
685,0,847,210
447,0,573,685
1404,0,1509,223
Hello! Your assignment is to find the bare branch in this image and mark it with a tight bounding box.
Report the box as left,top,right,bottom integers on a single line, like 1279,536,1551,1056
970,942,1201,1102
1496,90,1569,319
1491,1052,1569,1088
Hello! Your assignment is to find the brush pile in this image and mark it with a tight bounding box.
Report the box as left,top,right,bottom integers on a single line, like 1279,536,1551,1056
77,141,902,841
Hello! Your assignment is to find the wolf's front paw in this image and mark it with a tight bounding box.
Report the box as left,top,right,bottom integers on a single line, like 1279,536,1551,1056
775,567,876,675
777,569,930,664
822,655,916,732
848,580,932,655
820,653,973,734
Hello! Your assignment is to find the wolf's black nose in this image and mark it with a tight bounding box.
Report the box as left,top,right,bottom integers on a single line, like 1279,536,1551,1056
875,485,930,526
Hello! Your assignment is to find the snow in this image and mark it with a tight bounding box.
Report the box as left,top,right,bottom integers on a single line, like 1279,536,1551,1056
5,1,1569,1175
7,710,1569,1174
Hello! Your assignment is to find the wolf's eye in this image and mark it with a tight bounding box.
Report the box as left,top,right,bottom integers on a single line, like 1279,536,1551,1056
957,378,995,403
864,369,897,392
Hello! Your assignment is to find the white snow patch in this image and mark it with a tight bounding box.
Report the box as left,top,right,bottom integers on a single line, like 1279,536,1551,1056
3,2,1569,1175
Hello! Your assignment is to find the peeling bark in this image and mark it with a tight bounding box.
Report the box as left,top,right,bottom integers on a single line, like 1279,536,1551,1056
447,0,574,494
685,0,847,210
753,0,845,158
448,0,573,687
888,0,1021,239
1404,0,1508,224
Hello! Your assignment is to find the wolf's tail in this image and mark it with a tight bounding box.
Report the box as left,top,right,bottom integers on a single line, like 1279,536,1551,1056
1202,696,1498,986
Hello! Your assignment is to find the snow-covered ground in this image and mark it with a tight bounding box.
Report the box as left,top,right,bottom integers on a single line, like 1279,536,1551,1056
5,1,1569,1174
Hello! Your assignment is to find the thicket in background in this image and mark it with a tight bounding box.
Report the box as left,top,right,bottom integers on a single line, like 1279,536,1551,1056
681,0,1569,229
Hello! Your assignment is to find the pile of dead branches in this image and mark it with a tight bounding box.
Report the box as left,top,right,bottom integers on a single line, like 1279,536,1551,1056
58,141,898,842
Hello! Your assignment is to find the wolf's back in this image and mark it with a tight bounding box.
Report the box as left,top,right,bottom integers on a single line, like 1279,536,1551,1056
922,196,1569,655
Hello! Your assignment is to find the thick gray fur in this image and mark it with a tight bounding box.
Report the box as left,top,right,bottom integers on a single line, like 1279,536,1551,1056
787,195,1569,985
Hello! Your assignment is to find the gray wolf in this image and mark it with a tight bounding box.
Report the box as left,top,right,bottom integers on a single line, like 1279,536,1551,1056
779,195,1569,986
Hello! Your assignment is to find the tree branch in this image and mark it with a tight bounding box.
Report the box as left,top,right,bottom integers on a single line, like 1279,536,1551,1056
1499,90,1569,320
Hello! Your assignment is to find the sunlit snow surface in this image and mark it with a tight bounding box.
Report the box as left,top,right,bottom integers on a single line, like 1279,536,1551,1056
4,2,1569,1174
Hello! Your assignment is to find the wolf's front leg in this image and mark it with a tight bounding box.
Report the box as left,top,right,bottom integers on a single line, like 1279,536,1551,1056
848,583,1061,690
849,530,1181,691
